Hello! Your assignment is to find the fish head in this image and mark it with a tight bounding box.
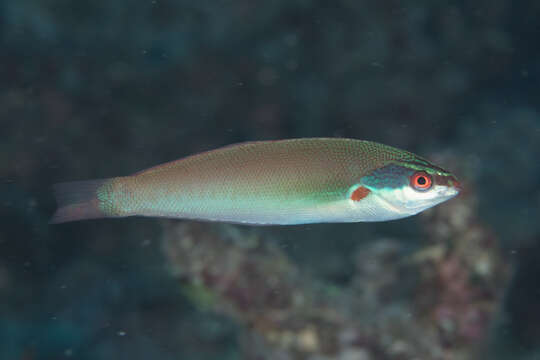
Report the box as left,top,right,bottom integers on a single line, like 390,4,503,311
358,160,461,220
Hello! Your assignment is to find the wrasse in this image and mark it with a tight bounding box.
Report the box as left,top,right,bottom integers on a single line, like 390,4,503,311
51,138,460,225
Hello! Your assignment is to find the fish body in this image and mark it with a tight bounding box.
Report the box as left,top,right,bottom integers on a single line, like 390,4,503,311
51,138,460,225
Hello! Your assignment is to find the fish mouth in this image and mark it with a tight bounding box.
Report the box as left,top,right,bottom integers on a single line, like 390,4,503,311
446,177,462,193
442,186,460,198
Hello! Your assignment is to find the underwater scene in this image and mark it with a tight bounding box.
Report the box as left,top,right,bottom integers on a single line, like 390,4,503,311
1,1,539,359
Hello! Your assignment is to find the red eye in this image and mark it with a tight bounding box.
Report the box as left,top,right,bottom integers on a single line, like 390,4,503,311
411,172,432,191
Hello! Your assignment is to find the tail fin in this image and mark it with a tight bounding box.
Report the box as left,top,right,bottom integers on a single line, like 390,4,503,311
50,179,110,224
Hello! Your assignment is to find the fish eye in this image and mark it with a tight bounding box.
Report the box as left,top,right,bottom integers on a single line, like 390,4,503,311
410,172,432,191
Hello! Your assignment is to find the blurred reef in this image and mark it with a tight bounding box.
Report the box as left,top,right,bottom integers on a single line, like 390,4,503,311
1,0,539,359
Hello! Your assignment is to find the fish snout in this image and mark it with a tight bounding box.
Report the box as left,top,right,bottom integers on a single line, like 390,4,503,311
450,178,462,194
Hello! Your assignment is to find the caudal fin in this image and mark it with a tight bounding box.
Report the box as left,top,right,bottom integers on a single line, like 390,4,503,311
50,179,109,224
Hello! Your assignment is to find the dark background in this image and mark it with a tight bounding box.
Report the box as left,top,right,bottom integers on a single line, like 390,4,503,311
1,1,539,359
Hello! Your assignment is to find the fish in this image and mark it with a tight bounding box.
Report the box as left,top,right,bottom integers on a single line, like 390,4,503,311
50,138,461,225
